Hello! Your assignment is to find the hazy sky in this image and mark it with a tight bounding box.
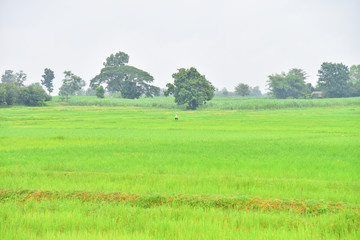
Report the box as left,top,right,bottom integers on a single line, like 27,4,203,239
1,0,359,94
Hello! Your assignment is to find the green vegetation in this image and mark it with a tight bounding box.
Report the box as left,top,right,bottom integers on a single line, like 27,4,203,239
59,71,85,103
267,68,311,99
41,68,55,94
235,83,250,96
51,95,360,110
165,67,215,109
1,70,51,107
90,52,160,99
318,62,350,98
96,86,105,98
0,102,359,239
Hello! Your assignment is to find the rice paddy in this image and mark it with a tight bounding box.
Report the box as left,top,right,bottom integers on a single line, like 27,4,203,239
0,97,359,239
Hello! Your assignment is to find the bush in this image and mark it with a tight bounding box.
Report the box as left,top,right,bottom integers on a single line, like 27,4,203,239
18,84,51,106
96,86,105,98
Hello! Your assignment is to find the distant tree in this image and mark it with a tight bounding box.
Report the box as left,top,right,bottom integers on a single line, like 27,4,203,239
1,70,16,84
235,83,250,96
0,83,19,105
85,88,96,96
96,86,105,98
349,64,360,97
349,64,360,83
15,71,26,88
19,83,51,106
90,51,160,99
164,67,215,110
249,86,262,97
1,70,26,88
267,68,309,99
41,68,55,94
221,88,229,96
59,71,83,103
306,83,315,92
317,62,350,98
0,84,6,105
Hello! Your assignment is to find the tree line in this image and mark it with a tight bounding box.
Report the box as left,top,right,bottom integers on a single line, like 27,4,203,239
267,63,360,99
1,51,360,109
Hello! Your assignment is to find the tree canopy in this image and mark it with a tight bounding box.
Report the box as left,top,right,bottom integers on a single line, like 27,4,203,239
317,62,350,98
41,68,55,94
59,71,84,103
1,70,26,88
235,83,250,96
349,64,360,97
96,86,105,98
164,67,215,110
90,51,159,99
19,83,51,106
267,68,310,99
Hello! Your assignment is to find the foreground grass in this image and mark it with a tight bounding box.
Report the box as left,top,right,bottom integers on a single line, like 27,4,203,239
1,105,360,239
1,199,359,240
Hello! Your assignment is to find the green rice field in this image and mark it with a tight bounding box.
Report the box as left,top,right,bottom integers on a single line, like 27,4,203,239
1,97,360,239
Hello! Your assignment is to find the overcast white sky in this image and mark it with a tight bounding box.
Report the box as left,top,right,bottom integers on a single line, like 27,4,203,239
0,0,359,94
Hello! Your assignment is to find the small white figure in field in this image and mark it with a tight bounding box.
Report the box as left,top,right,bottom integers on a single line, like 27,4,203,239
175,113,178,120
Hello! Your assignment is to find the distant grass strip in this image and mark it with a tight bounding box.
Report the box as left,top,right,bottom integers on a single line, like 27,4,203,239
49,96,360,110
1,189,355,215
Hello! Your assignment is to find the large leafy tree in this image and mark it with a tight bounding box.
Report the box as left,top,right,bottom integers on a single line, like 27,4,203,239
267,68,309,99
41,68,55,94
235,83,250,96
164,67,215,110
90,51,159,99
59,71,84,103
317,62,350,98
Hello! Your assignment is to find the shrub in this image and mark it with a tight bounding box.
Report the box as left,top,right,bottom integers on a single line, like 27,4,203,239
96,86,105,98
18,84,51,106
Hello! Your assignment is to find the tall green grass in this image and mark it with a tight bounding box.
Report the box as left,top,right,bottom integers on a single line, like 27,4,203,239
51,95,360,110
1,199,359,240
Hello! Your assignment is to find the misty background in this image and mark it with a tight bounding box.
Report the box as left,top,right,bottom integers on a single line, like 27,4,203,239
1,0,359,95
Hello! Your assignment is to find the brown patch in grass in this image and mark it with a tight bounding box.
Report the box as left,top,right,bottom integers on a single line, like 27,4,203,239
0,189,353,215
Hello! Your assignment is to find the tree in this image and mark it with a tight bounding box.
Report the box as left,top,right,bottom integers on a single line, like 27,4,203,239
221,88,229,96
164,67,215,110
41,68,55,94
59,71,83,103
235,83,250,96
15,71,26,88
1,70,16,84
90,51,160,99
1,83,19,105
1,70,26,88
96,86,105,98
18,83,51,106
349,64,360,97
0,84,6,105
349,64,360,83
267,68,309,99
249,86,262,97
317,62,350,98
